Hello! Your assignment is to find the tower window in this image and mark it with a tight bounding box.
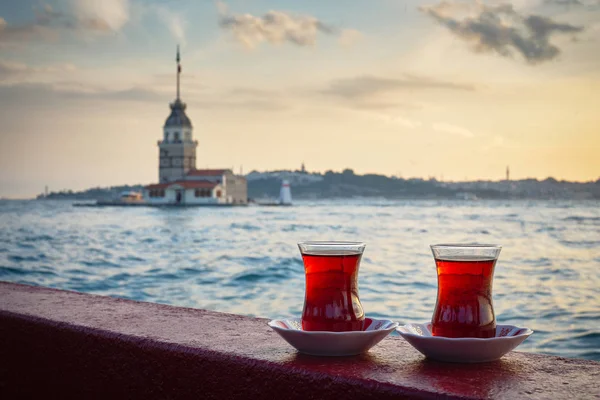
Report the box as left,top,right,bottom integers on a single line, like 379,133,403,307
174,132,180,142
165,133,169,142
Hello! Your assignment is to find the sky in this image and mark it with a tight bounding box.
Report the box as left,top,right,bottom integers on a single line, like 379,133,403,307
0,0,599,198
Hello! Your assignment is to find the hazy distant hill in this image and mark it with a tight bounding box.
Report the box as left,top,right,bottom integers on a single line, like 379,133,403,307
38,170,599,201
248,169,454,200
247,169,600,200
38,185,145,201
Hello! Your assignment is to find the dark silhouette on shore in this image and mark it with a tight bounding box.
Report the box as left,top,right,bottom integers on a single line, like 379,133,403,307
37,169,600,201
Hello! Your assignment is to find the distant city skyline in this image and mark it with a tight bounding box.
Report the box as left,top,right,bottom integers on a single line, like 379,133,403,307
1,0,599,198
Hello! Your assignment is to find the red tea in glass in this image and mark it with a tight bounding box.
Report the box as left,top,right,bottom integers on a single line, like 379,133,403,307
431,244,502,338
299,242,366,332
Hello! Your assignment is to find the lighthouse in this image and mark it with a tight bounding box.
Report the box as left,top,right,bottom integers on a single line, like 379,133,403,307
158,46,198,183
279,180,293,205
144,47,247,206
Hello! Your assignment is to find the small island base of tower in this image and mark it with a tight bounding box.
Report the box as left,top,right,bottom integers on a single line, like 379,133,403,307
74,201,246,208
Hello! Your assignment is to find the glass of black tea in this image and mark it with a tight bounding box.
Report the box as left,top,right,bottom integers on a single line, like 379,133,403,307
430,244,502,338
298,241,366,332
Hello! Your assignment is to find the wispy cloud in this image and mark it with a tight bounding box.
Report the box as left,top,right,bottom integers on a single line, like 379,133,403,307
217,1,356,49
0,1,130,47
0,60,77,82
432,122,475,138
544,0,600,9
69,0,130,31
545,0,583,5
0,79,290,113
0,0,188,50
0,82,165,103
152,6,186,45
323,74,474,100
420,1,584,64
544,0,600,5
320,74,473,110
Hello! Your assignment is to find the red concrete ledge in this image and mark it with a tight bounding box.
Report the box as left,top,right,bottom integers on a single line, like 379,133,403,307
0,282,598,400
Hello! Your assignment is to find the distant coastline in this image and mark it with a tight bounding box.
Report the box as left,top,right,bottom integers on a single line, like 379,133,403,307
36,169,600,201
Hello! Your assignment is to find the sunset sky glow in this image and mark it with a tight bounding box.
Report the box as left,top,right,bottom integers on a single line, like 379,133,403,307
1,0,599,198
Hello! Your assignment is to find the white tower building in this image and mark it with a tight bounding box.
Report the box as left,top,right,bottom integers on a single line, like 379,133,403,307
279,180,292,205
158,46,198,183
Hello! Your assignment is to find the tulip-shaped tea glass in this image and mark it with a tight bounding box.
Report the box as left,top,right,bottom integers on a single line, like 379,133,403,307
298,241,366,332
431,244,502,338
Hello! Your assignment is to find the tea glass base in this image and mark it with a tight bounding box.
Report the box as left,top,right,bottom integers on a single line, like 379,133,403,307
268,317,398,357
397,323,533,363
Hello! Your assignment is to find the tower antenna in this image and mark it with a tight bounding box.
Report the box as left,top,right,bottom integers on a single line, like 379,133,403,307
176,45,181,100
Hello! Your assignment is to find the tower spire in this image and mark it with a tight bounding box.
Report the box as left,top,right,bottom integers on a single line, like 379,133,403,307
176,45,181,100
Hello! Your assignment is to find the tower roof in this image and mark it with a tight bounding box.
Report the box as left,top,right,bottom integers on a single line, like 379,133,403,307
164,45,192,128
165,99,192,128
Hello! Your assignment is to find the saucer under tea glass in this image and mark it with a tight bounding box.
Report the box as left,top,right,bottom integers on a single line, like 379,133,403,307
430,244,502,338
298,241,366,332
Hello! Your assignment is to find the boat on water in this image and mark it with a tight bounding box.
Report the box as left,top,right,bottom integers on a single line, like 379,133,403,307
73,191,146,207
91,191,145,206
119,191,144,203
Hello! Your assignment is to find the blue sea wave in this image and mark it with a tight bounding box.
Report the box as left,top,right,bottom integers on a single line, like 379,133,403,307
0,199,598,361
562,215,600,223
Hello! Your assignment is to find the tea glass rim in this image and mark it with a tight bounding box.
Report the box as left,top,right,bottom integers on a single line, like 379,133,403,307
431,243,502,250
298,241,366,255
299,240,366,246
430,243,502,261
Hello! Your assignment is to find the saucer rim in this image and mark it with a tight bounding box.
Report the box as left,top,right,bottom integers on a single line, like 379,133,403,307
268,317,399,335
396,322,533,341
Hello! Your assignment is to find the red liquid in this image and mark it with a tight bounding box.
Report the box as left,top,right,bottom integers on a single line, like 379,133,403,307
432,257,496,338
301,251,365,332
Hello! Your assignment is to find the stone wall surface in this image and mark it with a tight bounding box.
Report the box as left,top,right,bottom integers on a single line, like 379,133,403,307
0,282,598,399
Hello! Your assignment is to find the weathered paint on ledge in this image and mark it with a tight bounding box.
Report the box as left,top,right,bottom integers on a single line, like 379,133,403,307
0,282,598,399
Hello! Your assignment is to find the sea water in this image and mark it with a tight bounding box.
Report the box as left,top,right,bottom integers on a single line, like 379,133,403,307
0,199,598,361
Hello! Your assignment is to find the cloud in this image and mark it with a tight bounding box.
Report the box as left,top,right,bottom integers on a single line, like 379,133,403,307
227,87,277,97
153,6,186,45
544,0,600,8
320,74,474,111
196,98,290,111
322,74,474,100
205,86,290,111
0,1,129,47
0,15,53,47
339,29,363,47
0,81,289,112
0,60,77,82
0,60,34,81
545,0,583,4
432,122,474,138
0,82,168,107
70,0,129,31
420,1,584,64
217,3,349,48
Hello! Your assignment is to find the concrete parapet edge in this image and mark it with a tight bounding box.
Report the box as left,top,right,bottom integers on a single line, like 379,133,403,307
1,282,598,399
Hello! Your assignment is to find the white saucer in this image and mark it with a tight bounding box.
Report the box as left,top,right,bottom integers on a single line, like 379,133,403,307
397,323,533,363
268,318,398,356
